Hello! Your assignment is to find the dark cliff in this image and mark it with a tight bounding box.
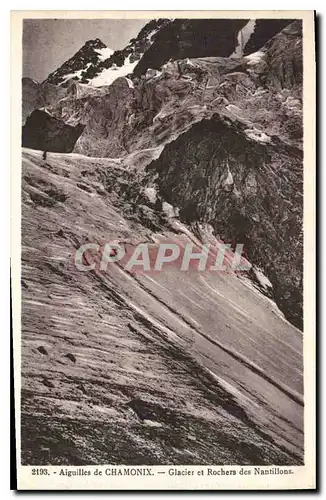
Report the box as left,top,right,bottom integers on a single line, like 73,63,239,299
146,115,303,329
133,19,248,75
22,109,85,153
253,20,303,89
243,19,296,55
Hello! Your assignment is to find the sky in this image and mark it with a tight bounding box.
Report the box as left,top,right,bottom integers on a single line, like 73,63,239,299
23,19,150,82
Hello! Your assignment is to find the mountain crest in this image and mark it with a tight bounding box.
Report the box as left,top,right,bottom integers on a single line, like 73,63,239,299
43,38,113,86
44,19,173,87
83,38,106,48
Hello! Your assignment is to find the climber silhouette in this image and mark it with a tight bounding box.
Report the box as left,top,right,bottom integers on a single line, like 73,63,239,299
43,137,50,161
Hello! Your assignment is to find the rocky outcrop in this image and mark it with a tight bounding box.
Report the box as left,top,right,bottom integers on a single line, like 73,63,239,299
22,109,85,153
44,38,112,86
133,19,295,76
252,20,303,89
133,19,249,75
22,78,44,123
146,115,303,329
243,19,296,55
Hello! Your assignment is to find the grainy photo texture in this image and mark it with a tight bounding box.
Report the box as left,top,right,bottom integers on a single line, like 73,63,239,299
13,11,316,490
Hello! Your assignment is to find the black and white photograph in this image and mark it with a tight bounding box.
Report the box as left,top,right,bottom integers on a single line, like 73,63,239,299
11,10,316,490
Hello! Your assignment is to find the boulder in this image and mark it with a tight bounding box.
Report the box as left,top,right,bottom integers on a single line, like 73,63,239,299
22,109,85,153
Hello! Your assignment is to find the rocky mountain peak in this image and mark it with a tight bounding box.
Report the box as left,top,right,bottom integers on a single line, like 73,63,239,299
43,19,172,87
43,38,113,86
83,38,106,49
77,18,172,86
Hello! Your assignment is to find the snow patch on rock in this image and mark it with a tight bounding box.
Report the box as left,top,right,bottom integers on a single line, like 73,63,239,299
221,166,234,191
125,77,135,89
162,201,179,218
144,187,157,204
60,63,92,85
245,128,271,143
253,267,273,291
245,50,265,66
90,54,139,87
143,419,163,428
95,47,114,61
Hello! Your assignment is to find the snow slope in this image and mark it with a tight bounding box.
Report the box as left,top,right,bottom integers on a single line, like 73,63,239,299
90,54,138,87
21,148,303,465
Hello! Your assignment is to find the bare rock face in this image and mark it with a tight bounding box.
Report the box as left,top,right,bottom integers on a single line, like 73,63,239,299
243,19,296,55
22,109,85,153
44,38,110,86
133,19,295,76
133,19,249,75
253,20,303,89
146,115,303,329
22,78,44,124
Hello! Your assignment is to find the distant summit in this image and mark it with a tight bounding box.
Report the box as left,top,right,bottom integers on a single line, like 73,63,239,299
43,38,114,86
43,19,172,87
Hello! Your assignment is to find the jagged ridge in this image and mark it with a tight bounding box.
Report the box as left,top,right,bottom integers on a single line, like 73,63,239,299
44,38,112,86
